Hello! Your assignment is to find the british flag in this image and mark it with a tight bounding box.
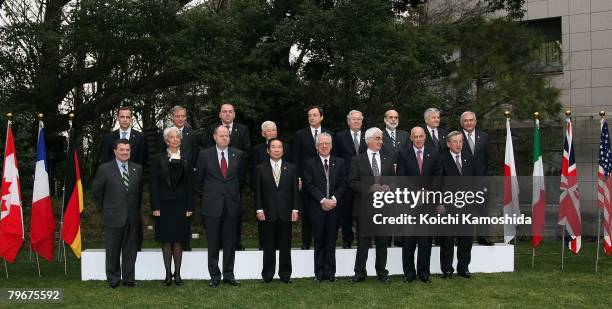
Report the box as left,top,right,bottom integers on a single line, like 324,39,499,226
598,119,612,256
558,117,581,254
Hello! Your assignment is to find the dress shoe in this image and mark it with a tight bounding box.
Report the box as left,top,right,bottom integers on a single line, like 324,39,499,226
163,276,173,287
107,282,119,289
209,280,220,287
403,276,416,283
378,276,391,283
314,277,324,283
280,278,292,284
262,278,273,284
477,237,494,246
123,281,137,288
351,276,366,283
458,271,472,279
442,272,453,279
328,276,337,282
174,278,184,286
419,276,431,283
342,242,351,249
223,279,240,286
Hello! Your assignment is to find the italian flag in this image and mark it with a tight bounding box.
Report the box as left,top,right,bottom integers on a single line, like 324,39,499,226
531,118,546,248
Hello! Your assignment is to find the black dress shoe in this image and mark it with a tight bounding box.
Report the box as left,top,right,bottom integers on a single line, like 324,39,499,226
328,276,337,282
314,277,323,283
477,237,494,246
378,276,391,283
174,278,184,286
342,242,351,249
403,276,415,283
442,272,453,279
123,281,137,288
108,282,119,289
280,278,292,284
262,278,273,283
223,279,241,286
458,271,472,279
163,276,173,286
351,276,366,283
419,276,431,283
209,280,220,287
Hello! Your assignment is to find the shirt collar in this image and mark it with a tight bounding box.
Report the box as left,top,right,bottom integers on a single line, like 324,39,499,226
119,127,131,137
216,146,227,156
116,159,128,170
413,145,424,154
270,158,282,166
426,125,437,133
463,129,474,137
450,150,461,158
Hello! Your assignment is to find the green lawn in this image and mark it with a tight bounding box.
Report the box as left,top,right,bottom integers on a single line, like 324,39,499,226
1,238,612,308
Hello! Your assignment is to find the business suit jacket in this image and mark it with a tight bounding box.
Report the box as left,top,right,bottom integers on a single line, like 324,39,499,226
380,128,410,162
422,125,448,153
101,129,148,166
303,156,348,219
396,146,441,188
293,127,334,178
461,129,494,176
349,151,395,215
255,161,299,222
196,146,245,218
92,161,143,228
149,153,194,212
335,130,367,164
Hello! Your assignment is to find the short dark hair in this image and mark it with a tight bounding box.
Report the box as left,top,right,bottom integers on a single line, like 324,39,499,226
307,106,323,117
118,107,132,115
219,102,234,111
114,139,130,149
267,138,284,150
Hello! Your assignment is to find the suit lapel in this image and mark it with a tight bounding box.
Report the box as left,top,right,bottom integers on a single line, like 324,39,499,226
362,154,374,176
160,155,172,187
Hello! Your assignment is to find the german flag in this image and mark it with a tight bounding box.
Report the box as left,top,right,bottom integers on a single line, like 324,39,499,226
60,127,83,258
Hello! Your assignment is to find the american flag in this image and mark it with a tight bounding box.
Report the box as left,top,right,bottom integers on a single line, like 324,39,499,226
598,119,612,256
558,117,581,254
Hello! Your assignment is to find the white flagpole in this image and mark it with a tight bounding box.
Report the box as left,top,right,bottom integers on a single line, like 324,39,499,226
35,253,41,277
3,259,7,278
561,229,565,271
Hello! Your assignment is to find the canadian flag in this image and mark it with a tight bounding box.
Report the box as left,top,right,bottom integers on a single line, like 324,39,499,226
0,121,24,263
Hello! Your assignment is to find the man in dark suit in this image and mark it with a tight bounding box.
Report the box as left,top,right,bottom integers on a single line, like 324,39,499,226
380,109,410,163
438,131,477,279
334,110,367,249
422,107,448,153
196,125,245,287
163,105,202,252
460,111,494,246
251,120,292,250
92,140,143,288
304,133,348,282
396,127,441,283
255,138,299,283
293,106,334,250
100,107,148,251
207,103,251,250
350,127,394,283
101,107,148,166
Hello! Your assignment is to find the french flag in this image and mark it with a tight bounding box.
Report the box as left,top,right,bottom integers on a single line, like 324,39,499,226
30,120,56,261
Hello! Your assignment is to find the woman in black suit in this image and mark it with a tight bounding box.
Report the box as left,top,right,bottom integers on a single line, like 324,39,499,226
150,126,194,286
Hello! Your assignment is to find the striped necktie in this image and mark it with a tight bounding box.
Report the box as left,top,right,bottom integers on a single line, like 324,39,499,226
122,163,129,190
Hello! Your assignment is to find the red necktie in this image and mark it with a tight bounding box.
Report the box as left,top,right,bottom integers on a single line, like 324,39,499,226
417,150,423,174
220,151,228,179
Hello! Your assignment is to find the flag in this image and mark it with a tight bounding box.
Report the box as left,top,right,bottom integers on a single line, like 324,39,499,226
0,121,24,263
531,118,546,248
30,120,56,261
503,117,520,243
60,126,83,258
597,118,612,256
558,117,581,254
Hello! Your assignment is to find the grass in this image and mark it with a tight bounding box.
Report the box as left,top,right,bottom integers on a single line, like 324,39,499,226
2,237,612,308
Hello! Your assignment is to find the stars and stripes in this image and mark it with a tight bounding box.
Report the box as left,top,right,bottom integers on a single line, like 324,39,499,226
598,118,612,255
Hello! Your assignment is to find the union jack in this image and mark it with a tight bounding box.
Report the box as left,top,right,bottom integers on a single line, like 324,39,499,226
558,117,581,254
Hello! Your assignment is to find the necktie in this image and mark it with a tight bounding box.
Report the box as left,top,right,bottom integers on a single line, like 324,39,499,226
220,151,228,179
417,150,423,174
353,132,360,154
225,125,231,133
455,155,462,175
468,133,475,154
432,129,439,148
324,159,330,198
314,129,318,140
371,153,380,177
121,163,129,190
121,131,127,140
273,162,280,187
390,131,396,148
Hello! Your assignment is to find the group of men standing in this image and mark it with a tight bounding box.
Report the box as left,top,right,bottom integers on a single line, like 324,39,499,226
93,103,494,287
